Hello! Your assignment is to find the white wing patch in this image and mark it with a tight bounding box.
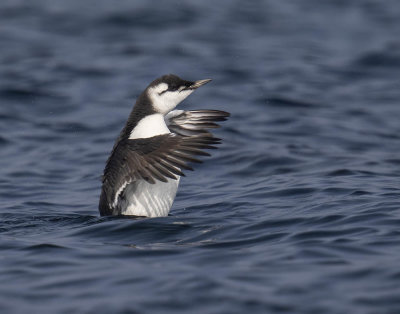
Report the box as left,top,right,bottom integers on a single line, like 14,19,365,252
112,179,130,208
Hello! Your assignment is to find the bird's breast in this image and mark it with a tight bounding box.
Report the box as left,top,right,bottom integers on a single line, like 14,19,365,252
129,113,170,139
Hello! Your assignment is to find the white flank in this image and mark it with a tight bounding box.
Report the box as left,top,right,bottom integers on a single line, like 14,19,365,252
121,177,180,217
129,113,170,139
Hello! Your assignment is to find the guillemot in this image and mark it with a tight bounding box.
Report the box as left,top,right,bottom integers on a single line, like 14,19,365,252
99,74,229,217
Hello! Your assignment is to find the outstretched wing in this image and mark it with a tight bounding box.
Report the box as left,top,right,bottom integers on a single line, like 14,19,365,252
165,109,230,137
99,133,221,214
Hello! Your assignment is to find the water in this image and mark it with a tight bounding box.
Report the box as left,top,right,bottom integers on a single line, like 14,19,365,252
1,0,400,313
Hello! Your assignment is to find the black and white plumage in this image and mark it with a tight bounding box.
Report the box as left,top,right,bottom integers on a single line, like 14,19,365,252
99,74,229,217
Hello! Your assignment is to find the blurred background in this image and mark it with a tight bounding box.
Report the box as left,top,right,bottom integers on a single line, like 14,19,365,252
1,0,400,313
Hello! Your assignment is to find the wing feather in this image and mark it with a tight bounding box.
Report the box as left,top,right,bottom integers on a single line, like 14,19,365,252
99,109,230,215
165,109,230,136
99,133,224,213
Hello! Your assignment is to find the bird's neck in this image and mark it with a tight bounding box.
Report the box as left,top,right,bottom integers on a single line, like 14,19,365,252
119,93,154,138
120,92,169,140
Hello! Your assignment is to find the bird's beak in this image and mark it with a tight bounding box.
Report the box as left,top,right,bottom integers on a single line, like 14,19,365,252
189,79,212,89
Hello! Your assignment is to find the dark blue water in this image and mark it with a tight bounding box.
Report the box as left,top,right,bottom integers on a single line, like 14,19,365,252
1,0,400,313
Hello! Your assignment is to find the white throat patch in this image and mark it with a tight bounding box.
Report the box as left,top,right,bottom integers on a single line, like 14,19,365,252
147,83,193,114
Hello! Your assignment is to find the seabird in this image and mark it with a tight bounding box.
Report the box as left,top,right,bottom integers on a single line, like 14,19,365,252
99,74,229,217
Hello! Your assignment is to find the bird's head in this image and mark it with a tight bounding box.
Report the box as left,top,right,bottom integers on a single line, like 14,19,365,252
147,74,211,114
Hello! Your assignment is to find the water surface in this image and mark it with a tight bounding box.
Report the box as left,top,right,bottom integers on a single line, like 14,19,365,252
1,0,400,313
